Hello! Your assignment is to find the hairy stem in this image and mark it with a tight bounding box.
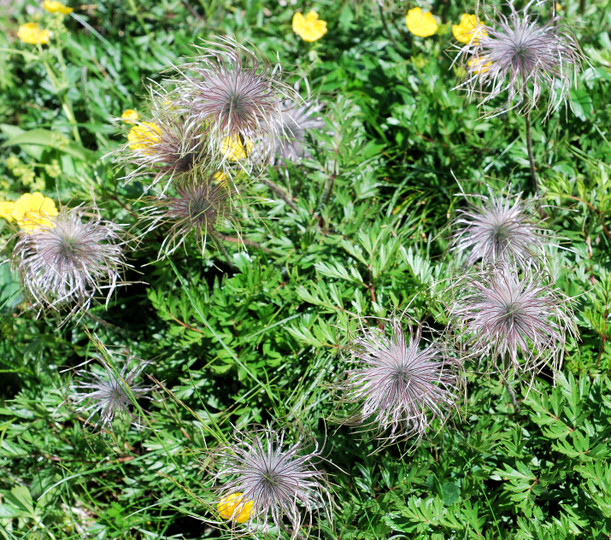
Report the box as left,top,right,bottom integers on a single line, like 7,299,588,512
504,380,520,413
213,234,236,269
42,58,82,144
218,234,273,253
378,3,403,51
260,178,298,211
525,111,539,197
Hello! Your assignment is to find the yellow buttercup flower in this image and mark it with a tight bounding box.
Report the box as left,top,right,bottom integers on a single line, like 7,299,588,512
121,109,139,124
0,201,16,222
452,14,487,44
217,493,254,524
221,135,253,161
292,10,327,42
12,192,58,232
405,7,438,38
127,122,162,154
468,57,493,74
17,22,51,45
42,0,74,15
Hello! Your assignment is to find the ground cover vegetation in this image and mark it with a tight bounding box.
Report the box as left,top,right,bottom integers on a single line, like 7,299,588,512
0,0,609,538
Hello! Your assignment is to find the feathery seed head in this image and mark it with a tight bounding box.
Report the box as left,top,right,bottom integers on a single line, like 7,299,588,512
12,206,128,319
176,37,295,144
72,345,151,431
453,190,548,268
454,0,583,117
267,98,324,166
121,109,214,191
450,266,577,379
340,320,459,445
145,171,234,257
214,427,332,538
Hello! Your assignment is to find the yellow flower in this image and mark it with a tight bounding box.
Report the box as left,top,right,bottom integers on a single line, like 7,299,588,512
42,0,74,15
292,10,327,42
121,109,139,124
12,192,58,232
127,122,162,154
405,7,438,38
452,14,487,44
217,493,254,524
468,57,493,74
221,135,253,161
213,171,230,185
0,201,16,222
17,22,51,45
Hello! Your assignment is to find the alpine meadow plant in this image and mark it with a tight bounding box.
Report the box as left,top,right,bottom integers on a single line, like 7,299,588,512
12,206,128,321
450,265,577,381
452,189,549,269
454,0,583,118
121,104,214,191
71,339,151,431
143,170,235,258
339,320,460,446
175,37,297,152
213,427,333,538
266,96,324,166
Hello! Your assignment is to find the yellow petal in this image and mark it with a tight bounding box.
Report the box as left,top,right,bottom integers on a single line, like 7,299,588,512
17,22,50,45
221,135,253,161
217,493,254,524
405,8,438,38
468,56,493,74
452,13,487,44
127,122,162,155
121,109,139,124
42,0,74,15
12,192,58,232
292,10,327,42
0,201,16,221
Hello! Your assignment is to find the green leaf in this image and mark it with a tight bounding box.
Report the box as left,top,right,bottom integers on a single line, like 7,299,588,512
2,128,96,162
441,481,461,506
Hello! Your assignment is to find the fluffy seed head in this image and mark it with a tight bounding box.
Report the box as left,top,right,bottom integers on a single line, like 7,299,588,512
213,427,332,538
266,98,324,166
450,266,577,379
12,206,128,319
454,0,583,117
340,320,459,445
121,106,214,191
176,37,295,144
71,337,151,431
144,172,234,257
453,190,548,268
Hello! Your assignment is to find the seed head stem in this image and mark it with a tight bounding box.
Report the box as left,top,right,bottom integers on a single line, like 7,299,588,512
260,177,298,210
525,111,539,197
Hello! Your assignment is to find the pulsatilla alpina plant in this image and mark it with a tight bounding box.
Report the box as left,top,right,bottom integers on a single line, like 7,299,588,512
121,104,215,192
452,189,549,268
144,170,235,258
71,333,151,431
339,320,460,446
213,427,332,538
454,0,583,117
266,97,324,166
175,37,297,153
450,266,577,380
12,206,128,320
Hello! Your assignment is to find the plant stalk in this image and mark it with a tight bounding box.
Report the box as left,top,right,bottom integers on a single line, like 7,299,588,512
260,177,298,210
378,3,402,51
525,111,538,197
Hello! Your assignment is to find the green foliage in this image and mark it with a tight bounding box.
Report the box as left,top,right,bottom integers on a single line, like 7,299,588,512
0,0,609,538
